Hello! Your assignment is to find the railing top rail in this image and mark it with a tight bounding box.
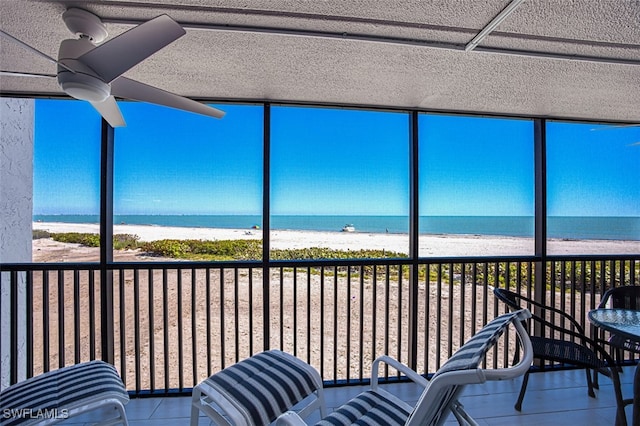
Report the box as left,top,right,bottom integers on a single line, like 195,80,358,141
4,254,639,271
546,254,640,261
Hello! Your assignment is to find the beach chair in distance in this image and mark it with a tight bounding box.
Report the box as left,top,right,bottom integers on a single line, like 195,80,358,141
0,360,129,426
190,350,327,426
276,309,534,426
494,287,626,421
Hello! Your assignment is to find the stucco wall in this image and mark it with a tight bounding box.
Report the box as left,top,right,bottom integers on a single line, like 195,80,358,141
0,97,34,389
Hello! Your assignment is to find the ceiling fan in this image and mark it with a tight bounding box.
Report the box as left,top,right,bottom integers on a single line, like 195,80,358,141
590,123,640,146
0,8,225,127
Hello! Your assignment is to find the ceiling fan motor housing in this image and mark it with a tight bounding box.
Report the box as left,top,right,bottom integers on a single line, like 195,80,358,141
62,8,108,43
57,38,111,103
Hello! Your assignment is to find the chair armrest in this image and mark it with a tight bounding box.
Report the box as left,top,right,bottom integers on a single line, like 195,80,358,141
370,355,429,391
483,315,534,381
276,410,309,426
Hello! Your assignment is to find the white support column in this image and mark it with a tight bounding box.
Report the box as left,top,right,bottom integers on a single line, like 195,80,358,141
0,97,34,389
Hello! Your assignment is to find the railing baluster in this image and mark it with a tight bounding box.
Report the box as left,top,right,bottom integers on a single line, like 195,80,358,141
219,268,225,369
294,266,299,357
73,270,80,364
280,267,284,350
460,262,466,347
42,270,49,373
371,265,377,374
307,266,312,364
57,270,65,368
177,269,184,391
248,267,254,356
397,265,403,376
358,266,364,382
163,268,169,390
333,265,339,383
492,262,499,369
205,268,211,378
423,263,431,374
346,265,351,382
134,268,141,393
89,270,96,360
233,267,239,362
148,268,155,392
320,267,326,379
26,270,33,379
435,264,442,370
191,268,197,388
10,270,18,384
118,269,126,386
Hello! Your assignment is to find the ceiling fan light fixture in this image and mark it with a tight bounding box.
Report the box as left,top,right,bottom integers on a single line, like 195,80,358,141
58,71,111,102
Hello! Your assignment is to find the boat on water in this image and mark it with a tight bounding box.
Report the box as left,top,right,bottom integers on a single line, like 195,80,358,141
341,224,355,232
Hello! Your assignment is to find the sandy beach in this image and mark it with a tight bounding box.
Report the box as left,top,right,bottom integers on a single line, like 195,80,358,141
33,221,639,261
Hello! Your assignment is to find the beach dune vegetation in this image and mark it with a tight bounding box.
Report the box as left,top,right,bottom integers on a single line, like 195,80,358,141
32,231,635,290
35,230,139,250
34,230,407,261
141,239,262,260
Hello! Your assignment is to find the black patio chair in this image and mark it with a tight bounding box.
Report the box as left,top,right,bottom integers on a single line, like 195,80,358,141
493,287,626,421
598,285,640,356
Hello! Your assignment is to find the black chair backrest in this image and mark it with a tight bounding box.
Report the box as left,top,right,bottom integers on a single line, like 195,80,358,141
493,287,586,338
600,286,640,310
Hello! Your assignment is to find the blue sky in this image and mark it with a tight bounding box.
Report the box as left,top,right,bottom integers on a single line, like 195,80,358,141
419,115,534,216
33,99,639,217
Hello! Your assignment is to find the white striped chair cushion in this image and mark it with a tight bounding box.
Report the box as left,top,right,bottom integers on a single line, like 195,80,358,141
0,360,129,426
204,350,321,425
315,390,411,426
435,310,517,375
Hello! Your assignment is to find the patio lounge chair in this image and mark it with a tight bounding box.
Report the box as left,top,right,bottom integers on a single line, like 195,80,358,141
276,309,534,426
0,360,129,426
494,287,626,420
190,350,327,426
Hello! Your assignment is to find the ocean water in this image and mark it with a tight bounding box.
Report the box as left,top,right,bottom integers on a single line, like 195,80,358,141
32,215,639,241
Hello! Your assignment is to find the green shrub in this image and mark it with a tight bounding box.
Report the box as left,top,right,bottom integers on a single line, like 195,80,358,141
140,239,189,257
50,232,140,249
270,247,406,260
141,239,262,260
113,234,140,250
53,232,101,247
32,229,51,239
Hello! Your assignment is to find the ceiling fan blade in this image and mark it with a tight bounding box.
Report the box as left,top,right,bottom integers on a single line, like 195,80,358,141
111,77,225,119
77,14,185,83
1,30,59,65
1,30,75,73
0,70,56,79
591,124,640,131
90,96,126,127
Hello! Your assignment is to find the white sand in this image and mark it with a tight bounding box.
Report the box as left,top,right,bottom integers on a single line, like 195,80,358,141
33,221,639,257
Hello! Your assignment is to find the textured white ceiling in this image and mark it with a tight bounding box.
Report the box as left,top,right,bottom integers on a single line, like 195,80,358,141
1,0,639,122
